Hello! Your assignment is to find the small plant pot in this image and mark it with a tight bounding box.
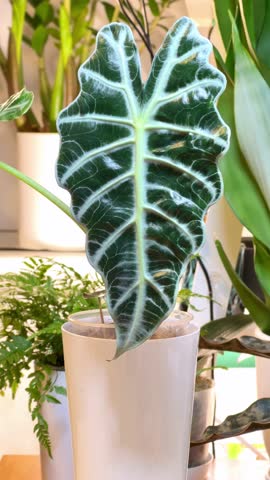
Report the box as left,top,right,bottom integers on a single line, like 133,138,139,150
188,378,215,478
62,311,199,480
187,453,213,480
17,132,85,250
40,369,73,480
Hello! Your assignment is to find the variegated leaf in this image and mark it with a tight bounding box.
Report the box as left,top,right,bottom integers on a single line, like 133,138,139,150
56,18,229,356
0,89,33,122
191,399,270,446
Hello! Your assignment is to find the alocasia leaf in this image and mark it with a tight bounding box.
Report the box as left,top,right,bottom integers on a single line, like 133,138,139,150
56,18,229,356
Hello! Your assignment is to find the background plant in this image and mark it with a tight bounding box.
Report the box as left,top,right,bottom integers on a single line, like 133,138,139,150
0,257,104,456
0,0,181,132
210,1,270,335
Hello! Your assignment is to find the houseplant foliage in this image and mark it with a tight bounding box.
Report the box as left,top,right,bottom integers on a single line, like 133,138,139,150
210,1,270,335
0,0,180,131
0,257,103,456
56,17,229,357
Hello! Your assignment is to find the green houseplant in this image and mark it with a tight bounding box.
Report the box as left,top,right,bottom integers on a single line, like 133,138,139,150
0,256,103,480
0,0,182,249
55,15,229,480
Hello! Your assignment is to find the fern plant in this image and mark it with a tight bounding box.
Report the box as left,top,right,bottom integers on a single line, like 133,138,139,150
0,257,104,456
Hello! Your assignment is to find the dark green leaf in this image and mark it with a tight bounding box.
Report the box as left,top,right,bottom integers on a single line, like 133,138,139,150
56,19,229,356
45,394,61,404
191,399,270,446
0,89,34,122
200,313,254,341
255,0,270,70
59,5,72,67
254,237,270,302
213,0,237,51
218,83,270,249
54,385,67,396
148,0,160,16
102,1,116,22
36,1,54,25
216,240,270,333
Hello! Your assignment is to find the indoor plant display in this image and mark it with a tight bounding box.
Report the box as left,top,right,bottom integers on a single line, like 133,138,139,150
0,256,103,480
0,0,180,249
55,15,229,480
202,3,270,473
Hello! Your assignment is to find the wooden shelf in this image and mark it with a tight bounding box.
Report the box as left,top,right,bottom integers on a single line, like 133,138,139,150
0,455,41,480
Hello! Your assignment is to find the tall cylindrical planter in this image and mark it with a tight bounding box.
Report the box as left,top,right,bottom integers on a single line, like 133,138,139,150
17,133,85,250
188,380,215,480
40,370,74,480
62,313,199,480
256,328,270,480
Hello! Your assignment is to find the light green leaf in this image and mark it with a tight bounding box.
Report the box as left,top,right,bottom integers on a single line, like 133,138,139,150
59,5,72,68
216,240,270,334
11,0,27,64
31,25,48,56
0,89,34,122
214,0,237,51
54,385,67,396
232,20,270,214
218,81,270,249
56,19,229,356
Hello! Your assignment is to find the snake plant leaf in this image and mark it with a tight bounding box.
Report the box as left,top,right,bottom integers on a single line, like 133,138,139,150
191,399,270,446
218,82,270,249
232,20,270,214
0,89,34,122
56,18,229,356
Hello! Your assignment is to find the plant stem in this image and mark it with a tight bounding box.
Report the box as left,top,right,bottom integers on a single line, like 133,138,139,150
0,46,7,78
98,297,105,324
0,161,85,232
50,54,64,131
80,0,98,64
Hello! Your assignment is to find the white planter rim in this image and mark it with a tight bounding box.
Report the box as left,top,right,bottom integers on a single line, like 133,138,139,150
62,318,199,345
69,309,193,327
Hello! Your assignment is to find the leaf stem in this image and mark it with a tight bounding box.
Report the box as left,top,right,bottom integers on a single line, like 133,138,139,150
0,160,85,232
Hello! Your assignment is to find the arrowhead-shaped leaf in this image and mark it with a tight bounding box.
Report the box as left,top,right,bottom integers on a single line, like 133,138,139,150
56,18,229,356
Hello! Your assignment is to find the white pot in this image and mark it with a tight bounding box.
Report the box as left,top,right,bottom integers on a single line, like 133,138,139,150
17,133,85,250
189,384,215,469
62,312,199,480
40,370,74,480
187,454,213,480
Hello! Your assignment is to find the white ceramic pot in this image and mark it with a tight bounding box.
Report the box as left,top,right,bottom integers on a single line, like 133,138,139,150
62,312,199,480
17,133,85,250
40,370,73,480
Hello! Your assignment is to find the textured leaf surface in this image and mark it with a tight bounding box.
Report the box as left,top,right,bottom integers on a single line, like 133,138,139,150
191,399,270,446
56,18,229,355
0,89,34,122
